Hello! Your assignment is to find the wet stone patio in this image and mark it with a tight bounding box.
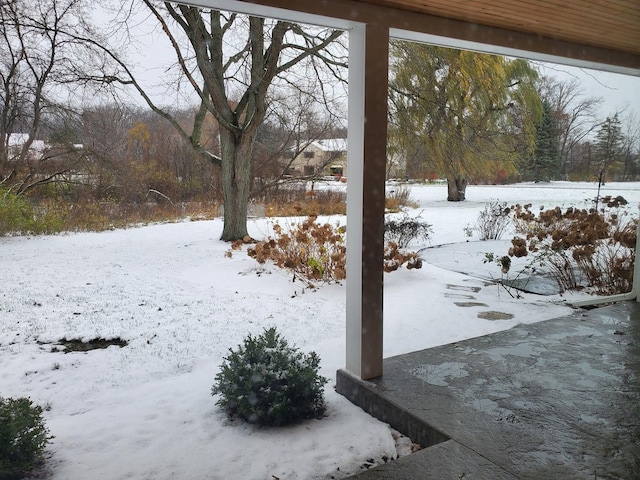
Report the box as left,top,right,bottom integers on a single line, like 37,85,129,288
337,301,640,479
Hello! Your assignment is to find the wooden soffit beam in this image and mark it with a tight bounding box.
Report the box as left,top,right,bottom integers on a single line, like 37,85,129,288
231,0,640,75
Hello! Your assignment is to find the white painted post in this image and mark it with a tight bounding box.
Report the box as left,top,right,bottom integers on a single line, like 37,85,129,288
345,23,366,377
345,23,389,379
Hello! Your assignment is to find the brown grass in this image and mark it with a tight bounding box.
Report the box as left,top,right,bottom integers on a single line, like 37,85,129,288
5,181,421,235
31,199,219,234
262,185,346,217
385,185,418,212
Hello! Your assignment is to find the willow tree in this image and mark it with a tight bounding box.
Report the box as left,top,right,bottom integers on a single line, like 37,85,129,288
389,42,541,200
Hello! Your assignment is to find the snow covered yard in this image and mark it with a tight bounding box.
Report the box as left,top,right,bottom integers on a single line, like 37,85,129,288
1,182,639,479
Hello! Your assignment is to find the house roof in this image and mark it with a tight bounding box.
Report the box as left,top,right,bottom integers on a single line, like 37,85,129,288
7,133,46,152
312,138,347,153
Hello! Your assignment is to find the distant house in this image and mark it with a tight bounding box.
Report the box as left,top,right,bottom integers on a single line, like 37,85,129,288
287,138,347,178
6,133,47,161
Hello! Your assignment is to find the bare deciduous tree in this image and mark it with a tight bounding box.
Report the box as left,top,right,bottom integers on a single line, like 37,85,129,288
538,76,603,177
0,0,101,193
620,111,640,180
91,2,347,241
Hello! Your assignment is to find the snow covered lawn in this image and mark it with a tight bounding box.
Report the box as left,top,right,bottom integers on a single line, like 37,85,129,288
1,182,638,479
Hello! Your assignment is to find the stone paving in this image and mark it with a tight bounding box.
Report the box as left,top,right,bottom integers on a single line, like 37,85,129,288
338,301,640,479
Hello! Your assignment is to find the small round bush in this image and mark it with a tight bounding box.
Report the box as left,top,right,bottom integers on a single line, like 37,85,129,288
212,327,327,427
384,212,432,248
0,397,51,479
0,189,37,236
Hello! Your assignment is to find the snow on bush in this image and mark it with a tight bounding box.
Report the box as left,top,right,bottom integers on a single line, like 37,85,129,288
0,397,51,479
508,196,637,294
212,327,327,427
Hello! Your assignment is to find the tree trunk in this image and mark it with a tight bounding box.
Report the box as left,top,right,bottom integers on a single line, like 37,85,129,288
447,176,467,201
0,143,7,175
220,130,253,241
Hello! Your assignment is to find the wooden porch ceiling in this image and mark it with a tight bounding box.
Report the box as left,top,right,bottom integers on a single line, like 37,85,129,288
238,0,640,74
359,0,640,56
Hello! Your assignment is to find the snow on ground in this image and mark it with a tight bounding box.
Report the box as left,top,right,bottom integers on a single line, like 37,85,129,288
1,181,639,479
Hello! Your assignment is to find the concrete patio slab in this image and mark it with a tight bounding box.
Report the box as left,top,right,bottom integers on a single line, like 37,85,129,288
337,301,640,479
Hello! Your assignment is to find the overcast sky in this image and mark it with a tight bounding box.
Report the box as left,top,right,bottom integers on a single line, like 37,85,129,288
113,6,639,125
132,48,639,122
534,61,640,120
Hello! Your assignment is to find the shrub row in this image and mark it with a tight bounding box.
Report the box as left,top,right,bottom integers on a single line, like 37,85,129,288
247,215,425,285
508,196,636,294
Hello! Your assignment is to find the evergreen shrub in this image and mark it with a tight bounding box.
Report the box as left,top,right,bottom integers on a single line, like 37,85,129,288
0,397,51,479
212,327,327,427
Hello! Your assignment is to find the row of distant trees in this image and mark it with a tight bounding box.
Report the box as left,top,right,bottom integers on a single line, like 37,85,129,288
3,102,345,204
387,42,639,199
0,0,349,240
5,74,636,203
521,90,638,185
5,53,635,200
1,0,638,239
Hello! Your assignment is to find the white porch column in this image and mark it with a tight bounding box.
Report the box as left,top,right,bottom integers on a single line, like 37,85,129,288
346,23,389,379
